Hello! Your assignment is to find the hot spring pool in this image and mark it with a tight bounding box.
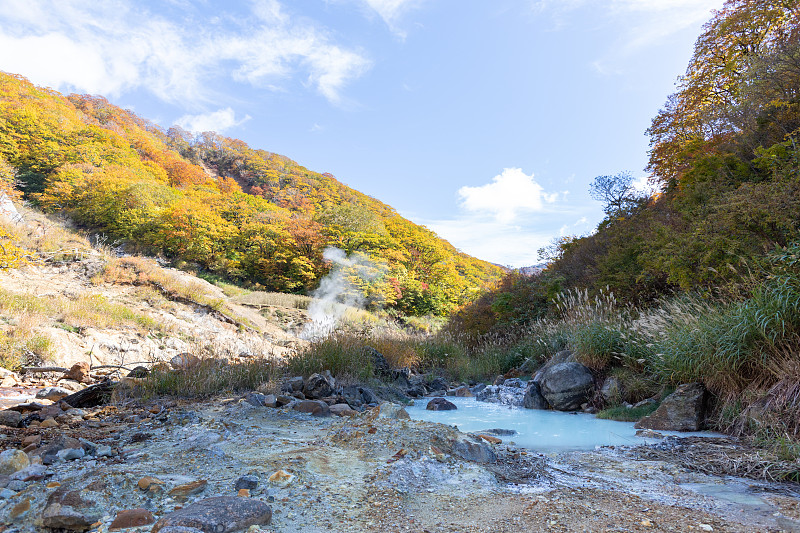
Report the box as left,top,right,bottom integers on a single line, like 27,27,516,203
406,396,666,451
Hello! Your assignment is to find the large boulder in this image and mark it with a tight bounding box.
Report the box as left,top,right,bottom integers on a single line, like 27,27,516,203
537,362,594,411
522,381,549,410
152,496,271,533
635,383,707,431
302,373,333,399
292,400,331,417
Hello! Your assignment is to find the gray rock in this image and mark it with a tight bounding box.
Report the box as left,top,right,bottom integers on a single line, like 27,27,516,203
367,346,392,377
329,404,358,417
36,386,72,402
471,383,487,395
303,373,333,399
7,479,26,491
234,475,259,491
42,487,100,531
600,376,624,404
452,439,496,464
522,381,549,410
502,378,525,388
79,438,98,455
533,349,577,383
0,488,16,499
11,464,47,480
480,428,517,436
96,445,114,457
451,386,473,397
518,357,538,374
537,362,594,411
287,376,304,392
427,377,449,392
635,383,707,431
159,527,204,533
475,385,526,407
292,400,331,417
426,397,457,411
0,410,21,428
405,384,426,398
152,496,271,533
0,474,8,488
57,447,86,461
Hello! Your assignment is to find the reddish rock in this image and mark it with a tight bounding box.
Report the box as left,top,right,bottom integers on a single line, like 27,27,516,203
168,480,208,500
64,362,91,384
329,404,357,417
292,400,330,417
109,508,155,530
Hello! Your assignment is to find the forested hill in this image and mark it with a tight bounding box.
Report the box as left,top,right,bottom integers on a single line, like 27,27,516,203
0,72,504,315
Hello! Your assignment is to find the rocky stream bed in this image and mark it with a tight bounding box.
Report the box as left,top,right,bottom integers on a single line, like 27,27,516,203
1,390,800,533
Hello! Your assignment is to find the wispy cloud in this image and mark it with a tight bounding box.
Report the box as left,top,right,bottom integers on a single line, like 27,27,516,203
0,0,371,107
176,108,251,134
458,168,558,224
532,0,724,73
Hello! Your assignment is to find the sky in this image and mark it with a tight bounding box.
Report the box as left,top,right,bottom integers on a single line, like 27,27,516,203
0,0,725,267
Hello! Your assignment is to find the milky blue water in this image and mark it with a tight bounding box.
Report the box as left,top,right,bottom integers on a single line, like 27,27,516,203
406,396,644,451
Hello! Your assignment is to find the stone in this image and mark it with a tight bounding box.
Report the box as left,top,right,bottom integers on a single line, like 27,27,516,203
475,434,502,444
292,400,331,417
405,384,427,398
36,386,71,402
57,447,85,461
492,375,505,386
171,352,201,369
426,397,457,411
287,376,305,392
234,475,259,491
126,366,150,378
502,378,525,388
96,445,113,457
518,357,538,374
268,470,293,484
452,439,496,464
302,373,333,399
152,496,271,533
64,362,91,384
9,497,30,519
40,417,59,428
0,488,16,499
537,362,594,411
0,410,22,428
261,394,277,408
31,436,82,465
427,377,449,392
138,476,165,491
11,464,47,481
237,488,250,497
533,349,577,382
42,487,99,531
109,508,156,530
451,386,473,397
329,404,358,417
7,479,26,491
0,449,30,475
635,383,707,432
275,395,294,407
377,402,410,420
367,346,392,377
244,392,268,407
523,381,549,410
169,480,208,500
600,376,624,404
636,429,665,439
159,528,204,533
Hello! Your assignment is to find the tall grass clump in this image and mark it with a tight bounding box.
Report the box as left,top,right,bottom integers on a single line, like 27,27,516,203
287,331,377,383
138,357,277,398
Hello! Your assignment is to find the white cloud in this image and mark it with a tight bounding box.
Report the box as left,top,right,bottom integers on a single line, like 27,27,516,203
0,0,370,106
457,168,557,224
349,0,427,37
176,108,251,134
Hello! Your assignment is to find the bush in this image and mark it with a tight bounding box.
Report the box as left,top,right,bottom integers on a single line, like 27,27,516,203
139,357,277,398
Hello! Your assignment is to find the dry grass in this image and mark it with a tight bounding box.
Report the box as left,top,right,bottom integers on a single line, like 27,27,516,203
0,315,54,370
234,291,312,310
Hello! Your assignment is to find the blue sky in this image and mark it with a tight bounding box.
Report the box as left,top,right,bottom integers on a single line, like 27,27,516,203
0,0,724,267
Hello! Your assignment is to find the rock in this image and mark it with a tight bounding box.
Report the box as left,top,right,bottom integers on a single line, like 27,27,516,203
600,376,624,404
171,353,200,369
302,373,333,399
426,397,457,411
96,445,114,457
475,385,526,407
275,395,294,407
9,497,30,519
480,428,517,436
533,349,577,382
427,377,449,392
377,402,410,419
475,434,502,444
109,508,156,530
0,488,16,499
285,376,304,392
152,496,271,533
234,475,259,491
159,527,204,533
64,362,91,384
7,479,26,491
452,439,496,464
127,366,150,378
57,447,85,461
244,392,268,407
451,386,473,397
492,375,505,386
61,380,115,408
537,362,594,411
0,410,22,428
42,487,100,531
268,470,293,484
36,386,72,402
635,383,707,431
31,436,82,465
169,480,208,500
0,449,30,475
405,384,427,398
237,488,250,497
360,387,379,405
40,417,59,428
367,346,392,377
138,476,165,491
329,404,358,417
11,464,47,480
523,381,549,410
502,378,525,388
471,383,487,395
292,400,331,417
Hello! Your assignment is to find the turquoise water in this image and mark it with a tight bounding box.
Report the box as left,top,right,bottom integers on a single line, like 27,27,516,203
406,396,645,451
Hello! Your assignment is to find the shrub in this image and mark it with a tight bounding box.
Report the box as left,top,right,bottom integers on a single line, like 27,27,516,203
139,357,277,398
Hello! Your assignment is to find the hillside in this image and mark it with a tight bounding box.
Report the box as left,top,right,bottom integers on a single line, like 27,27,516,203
0,73,503,316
